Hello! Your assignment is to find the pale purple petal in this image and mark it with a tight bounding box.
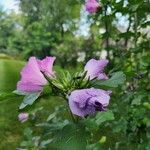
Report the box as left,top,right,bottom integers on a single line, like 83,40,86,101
69,99,86,117
37,56,56,77
17,57,47,93
84,59,109,80
87,88,110,106
90,92,110,107
69,88,111,117
98,73,108,80
69,89,95,117
69,90,89,108
19,57,47,85
17,81,43,93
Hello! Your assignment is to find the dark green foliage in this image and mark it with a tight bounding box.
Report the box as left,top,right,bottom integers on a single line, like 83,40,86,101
0,0,150,149
93,71,126,88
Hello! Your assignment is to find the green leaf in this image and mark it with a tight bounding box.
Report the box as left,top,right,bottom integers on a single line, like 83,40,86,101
40,139,53,148
95,71,126,88
131,95,144,105
82,118,99,131
86,142,103,150
130,4,140,12
47,112,56,121
54,123,86,150
95,110,115,125
13,90,28,96
24,127,33,138
19,92,41,109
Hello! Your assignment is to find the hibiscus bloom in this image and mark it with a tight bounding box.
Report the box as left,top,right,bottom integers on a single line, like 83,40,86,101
18,113,29,123
17,56,55,93
85,0,100,13
69,88,111,117
84,59,109,80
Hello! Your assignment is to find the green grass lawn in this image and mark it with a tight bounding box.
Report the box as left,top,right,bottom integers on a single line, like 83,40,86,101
0,59,24,149
0,94,65,149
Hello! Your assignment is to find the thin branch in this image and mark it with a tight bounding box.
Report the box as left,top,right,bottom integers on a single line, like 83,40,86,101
124,17,132,48
104,5,110,59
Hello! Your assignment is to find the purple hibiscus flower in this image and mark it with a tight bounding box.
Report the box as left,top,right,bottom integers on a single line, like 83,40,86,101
18,113,29,123
69,88,111,117
84,59,109,80
85,0,100,14
17,56,55,93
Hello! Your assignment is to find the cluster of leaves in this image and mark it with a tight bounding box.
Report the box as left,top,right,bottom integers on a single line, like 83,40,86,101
18,105,115,150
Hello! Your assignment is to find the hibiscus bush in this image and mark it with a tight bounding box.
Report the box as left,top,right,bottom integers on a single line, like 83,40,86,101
0,0,150,149
14,56,125,149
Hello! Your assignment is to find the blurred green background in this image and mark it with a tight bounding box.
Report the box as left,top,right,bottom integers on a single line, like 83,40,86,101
0,0,150,149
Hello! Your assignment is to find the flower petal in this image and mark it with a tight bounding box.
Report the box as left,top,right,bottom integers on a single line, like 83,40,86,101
85,0,100,13
69,88,111,117
17,81,43,93
18,113,29,123
84,59,108,80
37,56,56,77
17,57,47,93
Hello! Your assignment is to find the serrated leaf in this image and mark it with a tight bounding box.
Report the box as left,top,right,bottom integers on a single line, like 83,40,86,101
19,92,41,109
95,110,115,125
54,123,86,150
82,118,99,131
95,71,126,88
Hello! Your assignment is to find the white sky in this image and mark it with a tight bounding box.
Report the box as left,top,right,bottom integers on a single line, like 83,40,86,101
0,0,19,13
